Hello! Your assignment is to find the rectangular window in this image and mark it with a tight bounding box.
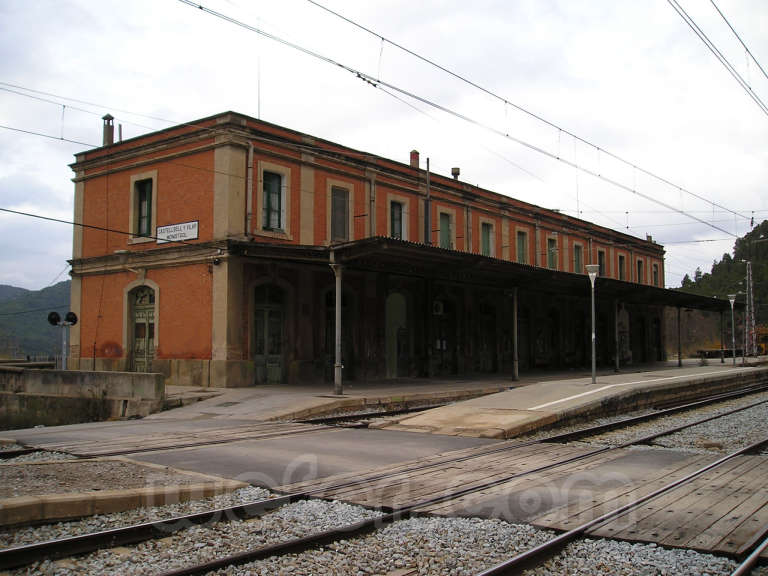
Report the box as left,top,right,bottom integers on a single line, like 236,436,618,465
481,222,493,256
439,212,452,249
573,244,583,274
598,251,606,277
653,263,659,287
516,231,528,264
135,179,152,237
390,201,403,239
331,186,349,242
547,238,557,269
262,171,283,230
618,255,626,281
637,260,644,284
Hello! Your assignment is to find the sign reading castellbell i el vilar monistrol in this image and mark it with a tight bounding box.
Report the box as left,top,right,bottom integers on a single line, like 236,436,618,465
156,221,199,244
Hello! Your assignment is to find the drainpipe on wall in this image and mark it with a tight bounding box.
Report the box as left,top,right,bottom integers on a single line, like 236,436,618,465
245,143,254,237
425,158,431,245
369,176,376,236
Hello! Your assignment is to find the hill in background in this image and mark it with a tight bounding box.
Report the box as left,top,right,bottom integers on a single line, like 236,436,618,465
677,220,767,326
0,280,71,358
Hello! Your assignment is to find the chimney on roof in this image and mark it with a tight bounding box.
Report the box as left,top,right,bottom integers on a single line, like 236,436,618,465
410,149,419,168
646,234,653,243
102,114,114,146
451,167,460,180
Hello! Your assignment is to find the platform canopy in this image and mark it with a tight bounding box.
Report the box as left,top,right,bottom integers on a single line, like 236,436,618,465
228,236,737,313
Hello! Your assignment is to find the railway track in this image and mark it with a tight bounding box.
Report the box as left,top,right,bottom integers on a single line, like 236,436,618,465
473,436,768,575
3,382,768,574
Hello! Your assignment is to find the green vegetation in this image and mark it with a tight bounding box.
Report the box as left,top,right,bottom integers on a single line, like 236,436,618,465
0,281,70,358
678,220,768,326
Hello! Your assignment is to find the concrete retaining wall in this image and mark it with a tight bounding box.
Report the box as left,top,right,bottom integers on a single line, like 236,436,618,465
0,367,165,430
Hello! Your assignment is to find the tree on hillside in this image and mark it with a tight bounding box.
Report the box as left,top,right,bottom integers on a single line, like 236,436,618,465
677,220,768,326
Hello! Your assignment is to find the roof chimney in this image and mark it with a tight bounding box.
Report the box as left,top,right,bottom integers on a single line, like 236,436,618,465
102,114,114,146
451,167,460,180
410,149,419,168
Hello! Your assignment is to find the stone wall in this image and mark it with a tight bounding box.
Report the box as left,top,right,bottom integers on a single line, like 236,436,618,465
0,367,164,430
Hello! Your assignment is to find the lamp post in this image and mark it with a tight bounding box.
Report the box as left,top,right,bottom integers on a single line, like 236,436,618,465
728,294,736,366
586,264,600,384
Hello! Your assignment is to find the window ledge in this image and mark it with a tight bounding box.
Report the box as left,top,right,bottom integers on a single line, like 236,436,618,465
128,236,155,245
253,228,292,241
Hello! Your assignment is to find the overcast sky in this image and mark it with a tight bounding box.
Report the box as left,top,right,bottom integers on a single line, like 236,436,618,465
0,0,766,291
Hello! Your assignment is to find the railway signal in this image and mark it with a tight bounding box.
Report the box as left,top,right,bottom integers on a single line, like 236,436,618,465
48,310,78,370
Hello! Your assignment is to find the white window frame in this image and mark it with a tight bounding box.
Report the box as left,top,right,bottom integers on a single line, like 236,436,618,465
516,228,529,264
387,193,410,241
326,178,354,244
256,160,291,239
128,170,157,245
479,217,495,257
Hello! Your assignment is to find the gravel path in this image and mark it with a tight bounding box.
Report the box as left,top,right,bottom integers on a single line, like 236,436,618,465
14,499,381,575
0,460,214,498
0,485,272,549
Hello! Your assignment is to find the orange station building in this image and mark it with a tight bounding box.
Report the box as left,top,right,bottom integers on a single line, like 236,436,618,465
67,112,725,387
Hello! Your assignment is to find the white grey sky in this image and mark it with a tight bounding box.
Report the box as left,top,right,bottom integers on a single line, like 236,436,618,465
0,0,766,290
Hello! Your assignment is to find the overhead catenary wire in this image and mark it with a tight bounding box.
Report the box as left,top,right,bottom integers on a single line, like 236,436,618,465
0,207,223,252
666,0,768,116
709,0,768,81
0,304,69,317
176,0,739,239
302,0,752,224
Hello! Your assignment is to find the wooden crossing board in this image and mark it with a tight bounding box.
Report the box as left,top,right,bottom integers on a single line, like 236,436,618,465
282,442,768,555
532,452,768,556
281,442,637,518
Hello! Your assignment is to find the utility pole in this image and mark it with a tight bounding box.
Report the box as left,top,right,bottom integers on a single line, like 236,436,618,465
747,261,756,356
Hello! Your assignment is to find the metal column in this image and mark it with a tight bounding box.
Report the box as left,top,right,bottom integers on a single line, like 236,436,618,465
614,300,620,373
330,252,343,395
720,310,725,364
512,287,519,381
677,306,682,368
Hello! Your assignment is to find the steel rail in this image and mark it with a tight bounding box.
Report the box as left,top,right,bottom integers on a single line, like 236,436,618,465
152,398,768,576
0,495,300,570
731,528,768,575
2,380,766,570
474,436,768,576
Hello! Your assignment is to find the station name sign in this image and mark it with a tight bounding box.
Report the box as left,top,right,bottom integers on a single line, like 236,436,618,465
157,221,199,244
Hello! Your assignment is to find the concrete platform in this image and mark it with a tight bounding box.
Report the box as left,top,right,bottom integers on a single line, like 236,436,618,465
373,363,768,438
0,457,246,527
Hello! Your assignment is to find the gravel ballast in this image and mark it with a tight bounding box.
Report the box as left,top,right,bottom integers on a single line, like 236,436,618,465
556,391,768,451
523,538,740,576
211,516,555,576
2,450,75,464
13,499,382,575
0,459,219,498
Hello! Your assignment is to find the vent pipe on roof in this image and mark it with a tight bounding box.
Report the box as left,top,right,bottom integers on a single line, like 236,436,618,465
451,167,460,180
102,114,114,146
410,149,419,168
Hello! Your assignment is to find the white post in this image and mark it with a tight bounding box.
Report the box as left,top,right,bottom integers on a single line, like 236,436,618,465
330,251,343,395
586,264,600,384
728,294,736,366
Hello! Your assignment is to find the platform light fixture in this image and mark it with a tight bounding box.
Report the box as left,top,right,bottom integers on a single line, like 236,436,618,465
728,294,736,366
586,264,600,384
